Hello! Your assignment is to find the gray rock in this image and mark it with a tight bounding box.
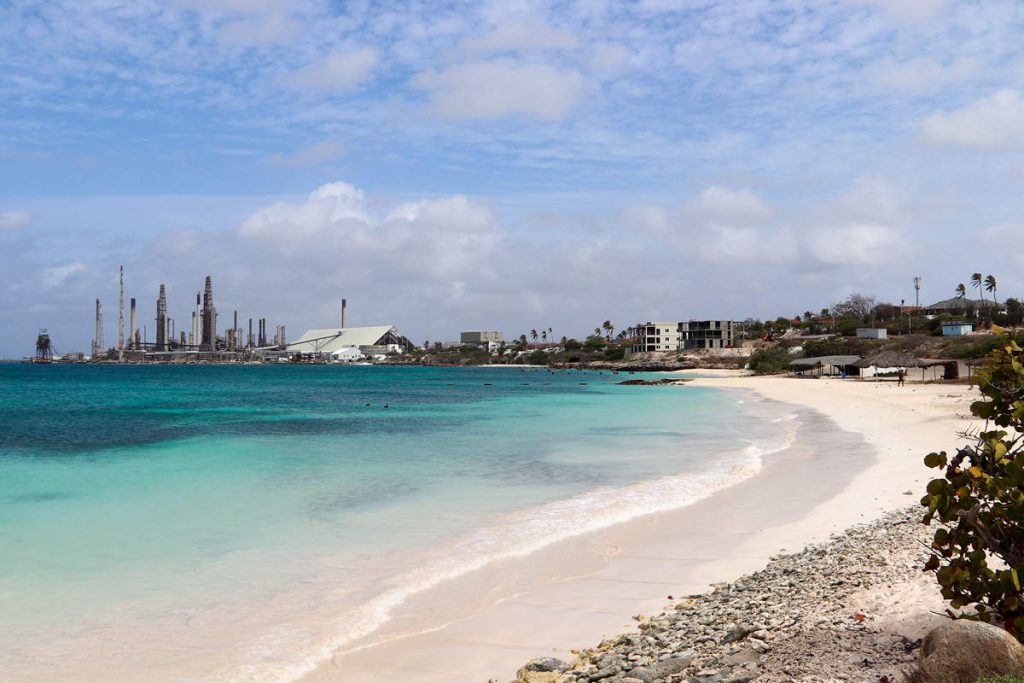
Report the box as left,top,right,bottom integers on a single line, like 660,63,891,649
722,672,757,683
588,666,618,681
721,624,754,644
723,648,761,666
520,658,570,673
623,653,693,682
917,620,1024,682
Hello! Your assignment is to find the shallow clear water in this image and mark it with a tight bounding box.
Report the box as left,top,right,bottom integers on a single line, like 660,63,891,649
0,363,791,681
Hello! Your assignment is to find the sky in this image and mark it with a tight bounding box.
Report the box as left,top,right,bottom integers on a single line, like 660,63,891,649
1,0,1023,356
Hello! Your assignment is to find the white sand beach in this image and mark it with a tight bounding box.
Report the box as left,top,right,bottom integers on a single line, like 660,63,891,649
302,374,980,683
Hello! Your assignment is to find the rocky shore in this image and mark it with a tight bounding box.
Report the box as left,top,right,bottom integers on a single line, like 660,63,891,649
509,506,939,683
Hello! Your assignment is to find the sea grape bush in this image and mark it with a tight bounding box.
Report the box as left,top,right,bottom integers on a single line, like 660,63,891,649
922,329,1024,636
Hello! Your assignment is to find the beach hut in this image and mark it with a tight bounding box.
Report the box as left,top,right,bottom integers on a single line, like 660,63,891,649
790,355,862,378
853,350,923,380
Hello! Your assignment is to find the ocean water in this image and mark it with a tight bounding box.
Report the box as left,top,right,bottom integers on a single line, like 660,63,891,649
0,364,796,682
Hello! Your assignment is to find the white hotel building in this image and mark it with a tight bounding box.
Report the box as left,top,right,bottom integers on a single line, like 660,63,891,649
633,320,736,353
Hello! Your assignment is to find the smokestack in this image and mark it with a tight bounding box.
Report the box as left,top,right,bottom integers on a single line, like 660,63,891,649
93,298,103,358
201,276,214,351
156,284,167,351
194,293,200,351
118,266,125,354
248,318,253,350
233,310,238,351
129,297,136,351
342,298,347,328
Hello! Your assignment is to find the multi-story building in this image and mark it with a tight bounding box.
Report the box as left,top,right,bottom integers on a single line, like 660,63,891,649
460,330,503,346
633,320,735,352
679,320,735,349
633,322,682,352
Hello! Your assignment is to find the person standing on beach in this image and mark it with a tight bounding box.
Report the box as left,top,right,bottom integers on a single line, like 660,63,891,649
897,369,906,386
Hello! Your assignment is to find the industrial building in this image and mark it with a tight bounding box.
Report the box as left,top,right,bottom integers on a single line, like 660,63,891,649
85,267,290,363
288,326,406,361
632,320,736,353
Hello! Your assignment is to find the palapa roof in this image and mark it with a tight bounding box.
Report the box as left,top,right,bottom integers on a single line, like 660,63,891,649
852,350,923,368
790,355,861,367
288,326,397,354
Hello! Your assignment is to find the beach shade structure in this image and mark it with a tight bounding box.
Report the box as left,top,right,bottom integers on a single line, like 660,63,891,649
853,350,924,380
790,355,862,378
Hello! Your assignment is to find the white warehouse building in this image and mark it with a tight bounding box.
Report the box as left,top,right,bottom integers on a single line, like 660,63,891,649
288,325,405,359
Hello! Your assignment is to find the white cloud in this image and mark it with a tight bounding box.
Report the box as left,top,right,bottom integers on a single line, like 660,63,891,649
385,195,494,234
412,60,584,121
264,139,346,166
234,181,500,289
853,0,948,22
586,43,632,77
238,181,369,238
458,16,576,55
699,225,760,263
218,13,303,46
808,224,903,265
922,90,1024,149
41,261,86,287
865,56,979,92
837,177,904,223
285,48,378,92
689,186,773,224
621,206,671,235
0,210,32,230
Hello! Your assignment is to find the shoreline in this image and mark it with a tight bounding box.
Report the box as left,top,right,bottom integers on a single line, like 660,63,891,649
301,374,978,682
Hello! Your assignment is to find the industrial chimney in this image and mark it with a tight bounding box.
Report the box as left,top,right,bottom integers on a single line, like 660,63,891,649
341,298,347,329
129,297,136,351
156,285,167,351
201,276,214,351
118,266,125,355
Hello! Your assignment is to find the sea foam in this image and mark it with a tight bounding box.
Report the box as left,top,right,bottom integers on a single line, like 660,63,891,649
222,417,800,683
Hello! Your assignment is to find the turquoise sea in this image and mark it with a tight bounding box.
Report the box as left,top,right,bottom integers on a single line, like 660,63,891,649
0,364,796,682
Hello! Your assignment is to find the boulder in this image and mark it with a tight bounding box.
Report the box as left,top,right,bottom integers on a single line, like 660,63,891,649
917,620,1024,682
515,657,570,683
624,653,694,682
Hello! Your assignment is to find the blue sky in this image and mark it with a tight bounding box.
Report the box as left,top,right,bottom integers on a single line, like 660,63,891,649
2,0,1023,356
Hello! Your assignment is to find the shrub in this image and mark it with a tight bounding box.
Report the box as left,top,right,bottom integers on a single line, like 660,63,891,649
746,346,792,375
525,349,549,365
603,345,625,360
922,330,1024,636
802,337,875,358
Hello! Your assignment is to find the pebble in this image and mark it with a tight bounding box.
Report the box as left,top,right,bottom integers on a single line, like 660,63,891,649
508,506,934,683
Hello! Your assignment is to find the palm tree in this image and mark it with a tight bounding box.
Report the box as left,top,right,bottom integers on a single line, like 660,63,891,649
955,283,967,314
602,320,614,341
985,274,998,306
594,327,601,337
541,330,547,343
547,327,553,343
530,329,538,343
971,272,985,306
